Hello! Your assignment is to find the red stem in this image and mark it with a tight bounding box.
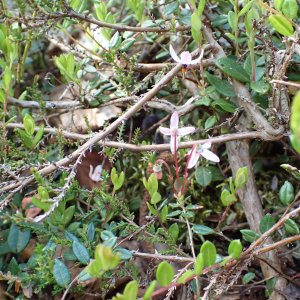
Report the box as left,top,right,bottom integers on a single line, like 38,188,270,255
155,159,177,195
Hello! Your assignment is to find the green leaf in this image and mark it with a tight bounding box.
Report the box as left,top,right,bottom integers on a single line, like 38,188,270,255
31,196,51,212
163,1,179,15
33,124,44,146
109,31,121,49
195,253,204,275
205,115,216,129
23,114,35,135
192,225,215,235
4,66,12,87
212,98,237,113
146,202,158,216
194,96,211,106
143,280,156,300
240,229,260,242
282,0,298,19
168,223,179,240
200,241,216,267
177,270,195,284
151,191,161,205
87,222,95,242
195,167,212,186
291,92,300,139
279,181,294,205
265,278,276,297
284,219,299,234
53,259,70,287
62,205,75,225
290,134,300,154
228,239,242,260
238,1,253,17
235,166,249,189
216,58,250,82
8,257,20,275
156,261,174,287
123,280,138,300
63,249,78,261
191,13,202,31
16,128,34,148
206,73,237,97
73,241,90,264
103,237,117,248
8,223,31,253
245,8,259,36
160,205,168,223
274,0,284,10
0,88,5,103
228,11,236,30
148,173,158,196
269,15,294,36
242,272,255,284
260,214,275,234
221,189,230,205
250,80,270,94
115,247,132,260
119,38,135,52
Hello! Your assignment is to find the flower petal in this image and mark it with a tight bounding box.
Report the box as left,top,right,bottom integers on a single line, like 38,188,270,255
94,165,103,174
159,126,172,135
170,112,179,129
202,141,212,149
201,149,220,163
89,165,94,180
180,51,192,65
177,126,195,136
190,49,204,65
187,148,200,169
169,45,181,63
170,135,176,154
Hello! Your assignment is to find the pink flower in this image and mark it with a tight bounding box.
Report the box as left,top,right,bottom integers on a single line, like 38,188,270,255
169,45,204,73
153,164,162,180
159,112,195,154
187,141,220,169
89,165,103,181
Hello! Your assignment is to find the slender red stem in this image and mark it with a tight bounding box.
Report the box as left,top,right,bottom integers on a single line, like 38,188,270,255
155,159,177,195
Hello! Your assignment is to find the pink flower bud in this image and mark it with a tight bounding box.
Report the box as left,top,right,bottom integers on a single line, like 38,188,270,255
153,164,162,180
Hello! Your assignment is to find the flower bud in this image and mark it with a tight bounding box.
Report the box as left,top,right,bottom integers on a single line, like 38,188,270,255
153,164,162,180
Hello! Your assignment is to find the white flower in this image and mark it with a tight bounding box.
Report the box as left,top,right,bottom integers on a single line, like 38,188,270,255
169,45,204,73
187,141,220,169
159,112,195,154
89,165,103,181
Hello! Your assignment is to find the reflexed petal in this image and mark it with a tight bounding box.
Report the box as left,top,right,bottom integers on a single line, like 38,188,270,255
169,45,181,63
201,149,220,162
159,126,172,135
94,165,103,174
170,135,177,154
190,49,204,65
187,148,200,169
177,126,195,136
202,141,212,149
170,112,179,129
180,51,192,65
89,165,93,179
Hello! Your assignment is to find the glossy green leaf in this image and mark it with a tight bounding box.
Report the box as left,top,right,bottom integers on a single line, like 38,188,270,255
274,0,284,10
109,31,121,49
235,166,249,189
156,261,174,287
119,38,135,52
228,239,242,259
151,191,161,205
212,98,237,113
260,214,275,234
53,259,70,287
194,96,211,106
87,222,95,242
282,0,298,19
123,280,138,300
115,247,132,260
143,280,156,300
195,166,212,186
200,241,216,267
8,223,31,253
205,115,216,129
4,66,12,87
62,205,75,225
8,257,20,275
177,270,195,284
192,225,215,235
23,114,35,135
284,219,299,234
147,202,158,216
160,205,168,223
242,272,255,284
33,124,44,146
291,92,300,138
216,58,250,82
73,241,90,264
103,237,117,248
195,253,204,275
191,13,202,31
290,134,300,154
245,8,259,36
168,223,179,240
265,278,276,297
197,0,205,16
240,229,260,242
222,193,237,205
228,11,236,30
206,73,237,97
31,196,51,212
115,171,124,190
238,1,253,17
279,181,294,205
269,15,294,36
250,80,270,94
163,1,179,15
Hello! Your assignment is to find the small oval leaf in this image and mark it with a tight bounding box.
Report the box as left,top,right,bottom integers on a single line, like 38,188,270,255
156,261,174,287
200,241,217,267
53,260,70,287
